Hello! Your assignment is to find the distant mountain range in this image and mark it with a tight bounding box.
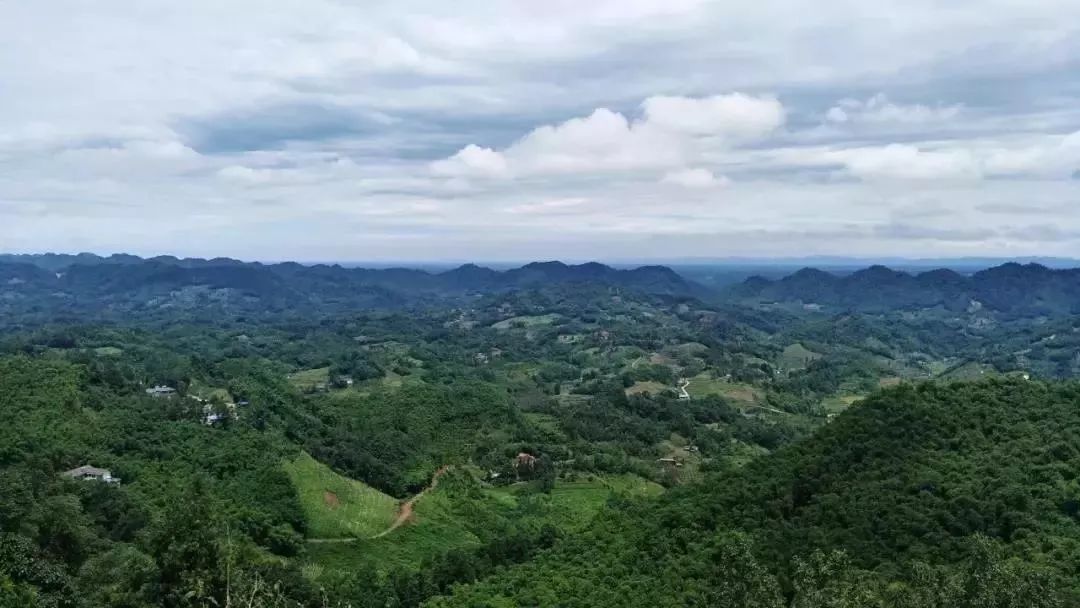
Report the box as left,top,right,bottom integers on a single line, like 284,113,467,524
730,262,1080,315
0,254,703,319
3,253,1079,319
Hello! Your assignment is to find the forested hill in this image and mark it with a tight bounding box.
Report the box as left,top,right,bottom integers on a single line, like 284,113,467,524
729,262,1080,315
0,254,703,317
431,379,1080,607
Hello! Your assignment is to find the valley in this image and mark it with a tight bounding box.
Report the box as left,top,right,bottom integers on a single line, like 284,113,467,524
0,254,1078,607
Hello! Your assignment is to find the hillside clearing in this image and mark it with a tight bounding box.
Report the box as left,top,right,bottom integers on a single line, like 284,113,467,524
283,452,398,539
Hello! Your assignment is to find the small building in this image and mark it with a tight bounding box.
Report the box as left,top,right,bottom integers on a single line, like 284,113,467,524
514,452,538,470
202,402,236,425
62,465,120,484
146,385,176,398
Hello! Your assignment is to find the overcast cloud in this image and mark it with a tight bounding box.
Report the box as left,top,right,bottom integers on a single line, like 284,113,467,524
2,0,1080,262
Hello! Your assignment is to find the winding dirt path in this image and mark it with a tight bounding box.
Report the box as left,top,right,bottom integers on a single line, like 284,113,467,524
371,465,452,539
305,465,454,544
677,378,691,400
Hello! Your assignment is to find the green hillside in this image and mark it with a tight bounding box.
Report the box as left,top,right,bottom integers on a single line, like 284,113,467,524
283,452,398,539
429,379,1079,607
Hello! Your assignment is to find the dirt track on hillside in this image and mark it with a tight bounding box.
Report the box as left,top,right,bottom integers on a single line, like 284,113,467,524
371,465,452,539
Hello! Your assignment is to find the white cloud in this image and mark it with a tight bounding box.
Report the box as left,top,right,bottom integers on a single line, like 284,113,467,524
434,94,783,179
218,165,275,183
660,168,730,188
825,94,963,126
837,144,982,181
641,93,785,138
430,144,508,177
504,108,684,175
982,130,1080,177
505,197,590,214
4,2,1080,259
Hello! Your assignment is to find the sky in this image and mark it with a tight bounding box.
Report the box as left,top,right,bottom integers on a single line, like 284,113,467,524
3,1,1080,262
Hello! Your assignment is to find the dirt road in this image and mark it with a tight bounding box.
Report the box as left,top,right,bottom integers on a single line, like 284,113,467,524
371,465,452,539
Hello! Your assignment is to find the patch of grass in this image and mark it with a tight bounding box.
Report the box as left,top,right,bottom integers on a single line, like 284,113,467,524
625,381,667,396
779,343,821,370
283,452,398,539
187,380,231,402
685,373,762,404
288,367,330,391
93,346,123,357
495,474,662,529
821,394,862,415
302,473,661,577
937,360,993,381
523,412,565,437
491,313,561,330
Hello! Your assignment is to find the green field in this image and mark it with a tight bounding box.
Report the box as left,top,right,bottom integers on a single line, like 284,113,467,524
779,342,821,370
684,373,762,404
92,346,124,356
186,379,232,402
283,452,398,539
821,394,862,415
492,313,561,330
302,472,662,575
287,366,331,391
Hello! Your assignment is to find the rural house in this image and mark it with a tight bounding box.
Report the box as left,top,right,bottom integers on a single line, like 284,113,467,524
146,385,176,398
62,465,120,484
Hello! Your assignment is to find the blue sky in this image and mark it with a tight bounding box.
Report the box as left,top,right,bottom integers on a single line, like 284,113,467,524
3,1,1080,261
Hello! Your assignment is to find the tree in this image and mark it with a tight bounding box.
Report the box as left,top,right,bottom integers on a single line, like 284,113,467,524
76,544,158,608
145,479,225,608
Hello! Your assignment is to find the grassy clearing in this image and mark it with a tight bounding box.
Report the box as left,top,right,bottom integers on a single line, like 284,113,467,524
779,343,821,370
93,346,123,356
544,476,662,526
287,367,330,391
187,379,231,402
494,474,662,529
937,360,993,381
821,394,862,415
523,412,565,437
283,452,398,539
685,373,762,404
625,381,667,396
491,313,561,330
302,473,661,576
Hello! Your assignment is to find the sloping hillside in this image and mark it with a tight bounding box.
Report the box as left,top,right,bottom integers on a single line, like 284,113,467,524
429,379,1079,607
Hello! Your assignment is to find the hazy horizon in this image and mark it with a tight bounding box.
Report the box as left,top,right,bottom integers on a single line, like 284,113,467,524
5,250,1080,271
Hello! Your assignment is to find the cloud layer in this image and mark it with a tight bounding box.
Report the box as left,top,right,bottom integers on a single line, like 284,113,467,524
2,0,1080,261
